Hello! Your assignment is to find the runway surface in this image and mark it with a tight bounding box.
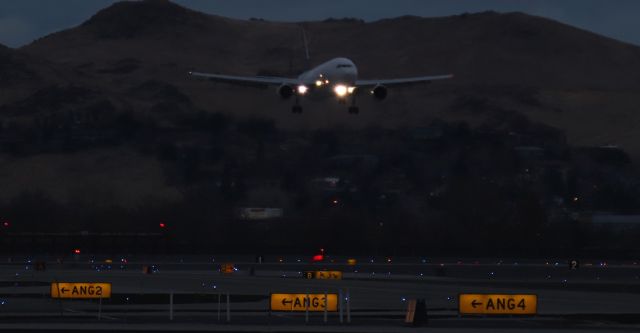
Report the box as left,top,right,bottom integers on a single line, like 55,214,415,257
0,255,639,332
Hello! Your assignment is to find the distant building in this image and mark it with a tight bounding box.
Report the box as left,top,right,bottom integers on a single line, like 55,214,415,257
410,126,444,140
581,212,640,231
327,154,379,170
574,145,631,165
373,172,412,193
311,177,342,191
514,146,545,160
237,208,283,220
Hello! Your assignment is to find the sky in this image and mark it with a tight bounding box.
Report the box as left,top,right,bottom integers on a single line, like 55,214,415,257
0,0,639,48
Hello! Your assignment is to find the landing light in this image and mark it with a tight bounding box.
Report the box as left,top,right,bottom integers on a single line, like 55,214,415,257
347,87,356,94
297,85,308,95
334,85,348,97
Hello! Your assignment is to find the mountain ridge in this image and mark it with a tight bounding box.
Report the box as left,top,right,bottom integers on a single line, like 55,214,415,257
5,0,640,158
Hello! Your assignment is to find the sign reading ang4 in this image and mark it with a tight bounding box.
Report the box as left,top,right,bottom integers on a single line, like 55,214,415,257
50,282,112,299
304,271,343,280
459,294,537,315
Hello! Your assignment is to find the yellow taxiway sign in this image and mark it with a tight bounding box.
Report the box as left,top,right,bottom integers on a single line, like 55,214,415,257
270,293,338,312
51,282,112,299
459,294,537,315
304,271,343,280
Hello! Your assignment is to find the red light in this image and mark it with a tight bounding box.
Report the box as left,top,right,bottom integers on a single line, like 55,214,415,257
2,221,9,227
312,254,324,262
73,249,81,254
159,223,166,228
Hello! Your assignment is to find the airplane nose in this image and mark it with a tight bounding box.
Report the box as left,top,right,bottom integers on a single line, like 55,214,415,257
342,67,358,77
342,68,357,82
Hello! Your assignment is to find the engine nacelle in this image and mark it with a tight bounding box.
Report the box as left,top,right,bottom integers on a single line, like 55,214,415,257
372,85,387,100
277,84,294,99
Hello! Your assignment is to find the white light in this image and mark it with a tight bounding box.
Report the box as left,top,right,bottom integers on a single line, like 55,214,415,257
297,85,308,94
315,80,323,87
334,85,348,97
347,87,356,94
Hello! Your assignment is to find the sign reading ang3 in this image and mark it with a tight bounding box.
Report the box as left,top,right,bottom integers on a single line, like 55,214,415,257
270,293,338,312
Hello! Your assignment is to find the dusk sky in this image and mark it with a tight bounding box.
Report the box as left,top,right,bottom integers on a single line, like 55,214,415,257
0,0,639,48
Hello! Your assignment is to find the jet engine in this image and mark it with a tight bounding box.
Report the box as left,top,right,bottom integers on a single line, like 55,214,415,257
372,85,387,100
277,84,294,99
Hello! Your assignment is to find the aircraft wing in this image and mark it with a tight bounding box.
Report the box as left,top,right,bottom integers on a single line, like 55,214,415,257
188,71,300,87
355,74,453,87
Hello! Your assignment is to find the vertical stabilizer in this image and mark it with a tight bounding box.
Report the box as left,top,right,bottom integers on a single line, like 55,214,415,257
300,25,311,70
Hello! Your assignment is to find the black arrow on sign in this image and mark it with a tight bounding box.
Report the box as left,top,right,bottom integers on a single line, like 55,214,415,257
471,300,482,308
60,287,68,294
282,299,292,306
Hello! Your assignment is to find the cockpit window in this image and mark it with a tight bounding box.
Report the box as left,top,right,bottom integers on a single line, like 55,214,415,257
336,64,353,68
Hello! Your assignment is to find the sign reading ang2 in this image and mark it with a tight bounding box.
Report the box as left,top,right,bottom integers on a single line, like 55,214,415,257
50,282,112,299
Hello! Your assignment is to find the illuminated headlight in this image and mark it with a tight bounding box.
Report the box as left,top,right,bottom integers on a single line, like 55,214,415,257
334,85,348,97
297,85,308,95
315,80,323,87
347,87,356,94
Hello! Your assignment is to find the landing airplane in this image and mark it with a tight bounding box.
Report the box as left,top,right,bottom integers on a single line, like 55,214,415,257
188,57,452,114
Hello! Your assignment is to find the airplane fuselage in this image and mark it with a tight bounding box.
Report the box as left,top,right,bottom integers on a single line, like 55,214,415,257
297,57,358,98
